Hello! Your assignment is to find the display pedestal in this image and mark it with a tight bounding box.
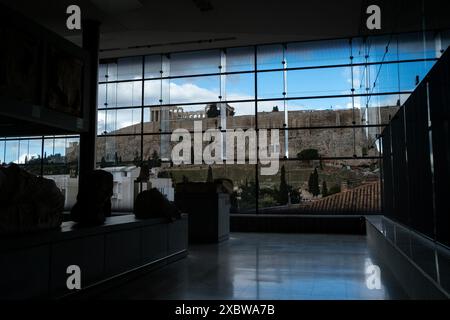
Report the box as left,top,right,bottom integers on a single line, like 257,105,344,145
176,187,230,243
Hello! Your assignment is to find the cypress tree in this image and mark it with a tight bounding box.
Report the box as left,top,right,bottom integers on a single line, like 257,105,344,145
100,156,107,168
206,165,213,183
308,172,314,195
322,180,328,197
313,168,320,196
279,165,289,205
308,168,320,197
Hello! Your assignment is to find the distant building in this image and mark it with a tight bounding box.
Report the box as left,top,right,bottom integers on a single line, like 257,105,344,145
46,166,175,211
205,103,235,118
45,174,78,210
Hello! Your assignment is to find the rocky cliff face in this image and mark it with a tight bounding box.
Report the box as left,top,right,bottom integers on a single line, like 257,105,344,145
67,106,398,164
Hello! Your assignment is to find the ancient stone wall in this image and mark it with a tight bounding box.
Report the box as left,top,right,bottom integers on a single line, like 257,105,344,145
67,106,399,164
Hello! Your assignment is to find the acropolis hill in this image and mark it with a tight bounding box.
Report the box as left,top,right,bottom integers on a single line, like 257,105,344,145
67,105,399,164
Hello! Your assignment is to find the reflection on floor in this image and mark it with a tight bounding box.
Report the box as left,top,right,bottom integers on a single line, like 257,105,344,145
367,216,450,295
95,233,408,300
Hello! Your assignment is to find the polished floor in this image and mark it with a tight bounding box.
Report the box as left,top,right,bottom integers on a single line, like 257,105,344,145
95,233,408,300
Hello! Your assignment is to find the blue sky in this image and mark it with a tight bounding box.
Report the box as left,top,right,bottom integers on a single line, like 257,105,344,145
2,34,443,164
2,63,434,164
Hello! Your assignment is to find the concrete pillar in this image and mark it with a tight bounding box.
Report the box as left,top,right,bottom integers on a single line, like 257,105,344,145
79,20,100,191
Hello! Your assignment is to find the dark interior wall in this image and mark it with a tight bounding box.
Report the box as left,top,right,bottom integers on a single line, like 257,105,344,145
3,0,450,58
406,82,434,236
382,48,450,247
429,51,450,246
391,111,409,225
382,126,393,217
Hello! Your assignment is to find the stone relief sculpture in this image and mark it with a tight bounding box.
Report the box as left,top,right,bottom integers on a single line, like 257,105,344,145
0,164,64,235
0,26,40,105
46,46,83,117
70,170,113,225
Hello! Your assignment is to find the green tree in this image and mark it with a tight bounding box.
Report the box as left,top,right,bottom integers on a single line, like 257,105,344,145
287,185,302,204
239,180,258,211
157,171,169,178
100,156,107,168
230,191,239,212
158,170,170,178
206,165,213,183
278,165,289,205
328,184,341,196
322,180,328,197
132,151,140,167
297,148,319,160
308,168,320,197
153,150,161,166
148,150,161,169
308,173,312,194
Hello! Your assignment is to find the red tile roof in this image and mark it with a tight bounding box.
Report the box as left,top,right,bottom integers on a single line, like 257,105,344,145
300,181,381,214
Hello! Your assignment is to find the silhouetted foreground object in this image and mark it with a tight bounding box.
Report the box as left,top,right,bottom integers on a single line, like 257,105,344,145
175,180,231,243
70,170,113,225
136,163,150,182
134,188,181,221
0,164,64,235
176,179,234,195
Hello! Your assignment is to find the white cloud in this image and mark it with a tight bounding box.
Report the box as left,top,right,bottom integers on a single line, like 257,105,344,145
169,82,218,104
103,75,404,131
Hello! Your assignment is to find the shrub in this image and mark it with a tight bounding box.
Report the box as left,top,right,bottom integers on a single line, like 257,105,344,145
328,184,341,196
157,171,169,178
297,148,320,160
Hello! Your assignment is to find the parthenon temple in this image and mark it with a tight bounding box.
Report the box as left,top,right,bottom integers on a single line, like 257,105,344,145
149,103,234,122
